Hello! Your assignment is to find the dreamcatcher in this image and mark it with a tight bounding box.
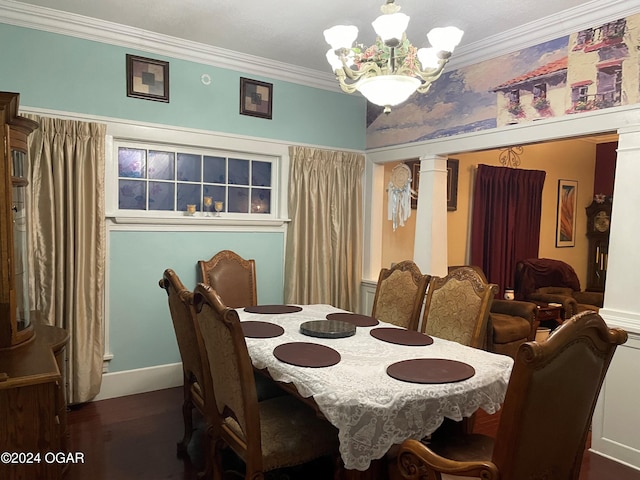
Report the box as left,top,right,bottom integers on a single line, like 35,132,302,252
388,163,416,231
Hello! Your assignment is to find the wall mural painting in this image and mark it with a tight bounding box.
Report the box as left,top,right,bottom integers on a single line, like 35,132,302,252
366,13,640,150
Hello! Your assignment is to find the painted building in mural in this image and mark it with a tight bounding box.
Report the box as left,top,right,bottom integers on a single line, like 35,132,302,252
492,58,567,125
492,17,639,127
366,13,640,149
566,18,638,113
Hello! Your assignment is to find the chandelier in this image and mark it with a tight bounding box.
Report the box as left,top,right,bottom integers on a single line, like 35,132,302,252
323,0,463,114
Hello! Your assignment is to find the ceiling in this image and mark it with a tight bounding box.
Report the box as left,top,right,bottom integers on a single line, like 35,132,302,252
11,0,599,74
5,0,624,145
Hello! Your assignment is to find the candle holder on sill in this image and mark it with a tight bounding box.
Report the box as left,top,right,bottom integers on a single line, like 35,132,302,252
203,196,213,217
214,201,224,217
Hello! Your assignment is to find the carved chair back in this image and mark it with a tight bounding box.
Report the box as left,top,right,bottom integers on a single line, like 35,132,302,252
422,266,497,348
198,250,257,308
371,260,430,331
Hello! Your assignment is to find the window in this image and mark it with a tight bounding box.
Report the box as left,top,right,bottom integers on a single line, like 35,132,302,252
115,142,274,215
596,66,622,107
601,19,626,41
576,29,593,47
533,84,547,100
571,86,589,104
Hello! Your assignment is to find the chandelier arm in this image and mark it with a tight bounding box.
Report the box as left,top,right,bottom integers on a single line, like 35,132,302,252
334,62,385,94
414,59,449,86
334,70,359,94
340,62,384,81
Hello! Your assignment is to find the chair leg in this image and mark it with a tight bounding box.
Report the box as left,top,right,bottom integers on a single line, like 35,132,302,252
177,380,194,456
211,435,226,480
196,424,214,480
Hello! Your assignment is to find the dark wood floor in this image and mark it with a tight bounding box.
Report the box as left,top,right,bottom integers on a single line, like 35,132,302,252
64,387,640,480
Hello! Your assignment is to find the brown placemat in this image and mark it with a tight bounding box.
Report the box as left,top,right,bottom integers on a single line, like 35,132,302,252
326,312,379,327
244,305,303,314
387,359,475,384
300,320,356,338
273,342,341,368
370,328,434,346
241,321,285,338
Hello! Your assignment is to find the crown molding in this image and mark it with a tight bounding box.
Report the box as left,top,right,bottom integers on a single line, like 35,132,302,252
0,0,340,92
1,0,639,92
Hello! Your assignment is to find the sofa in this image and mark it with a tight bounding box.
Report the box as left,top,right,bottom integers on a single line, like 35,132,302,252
515,258,603,319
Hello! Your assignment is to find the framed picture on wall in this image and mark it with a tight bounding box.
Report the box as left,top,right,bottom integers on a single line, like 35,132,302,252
405,158,459,211
447,159,459,211
126,54,170,103
408,160,420,209
240,77,273,119
556,179,578,247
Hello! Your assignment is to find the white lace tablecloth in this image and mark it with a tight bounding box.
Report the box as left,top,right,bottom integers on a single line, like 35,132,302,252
238,304,513,471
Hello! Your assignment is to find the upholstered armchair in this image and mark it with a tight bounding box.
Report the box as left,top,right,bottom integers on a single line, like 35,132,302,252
487,299,537,358
515,258,603,319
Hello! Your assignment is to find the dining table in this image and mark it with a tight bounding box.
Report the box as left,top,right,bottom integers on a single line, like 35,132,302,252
237,304,514,474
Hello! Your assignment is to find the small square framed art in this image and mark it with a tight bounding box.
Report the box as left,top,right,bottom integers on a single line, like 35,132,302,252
240,77,273,119
126,54,170,103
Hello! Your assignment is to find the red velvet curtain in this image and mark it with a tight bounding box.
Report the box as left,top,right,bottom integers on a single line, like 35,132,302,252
470,165,546,297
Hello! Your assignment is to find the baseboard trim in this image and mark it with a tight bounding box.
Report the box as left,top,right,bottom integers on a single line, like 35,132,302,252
94,362,183,401
589,438,640,472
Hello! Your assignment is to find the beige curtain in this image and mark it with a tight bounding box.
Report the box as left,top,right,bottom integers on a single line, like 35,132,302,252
26,114,106,404
285,146,364,311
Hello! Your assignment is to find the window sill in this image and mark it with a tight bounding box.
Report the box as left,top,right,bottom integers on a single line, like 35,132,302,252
109,215,290,227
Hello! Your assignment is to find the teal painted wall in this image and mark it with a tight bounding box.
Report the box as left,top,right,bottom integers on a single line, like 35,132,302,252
109,231,284,372
0,22,366,374
0,23,366,150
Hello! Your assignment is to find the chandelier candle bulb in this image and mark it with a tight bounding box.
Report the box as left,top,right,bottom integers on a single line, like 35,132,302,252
323,25,359,50
427,27,465,53
324,0,463,113
417,47,440,70
372,12,410,46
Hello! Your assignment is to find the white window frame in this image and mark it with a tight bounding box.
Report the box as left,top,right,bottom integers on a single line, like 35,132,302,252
105,122,290,227
113,140,277,219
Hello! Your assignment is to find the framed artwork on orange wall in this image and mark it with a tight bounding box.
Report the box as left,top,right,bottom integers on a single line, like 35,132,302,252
406,159,459,211
556,179,578,247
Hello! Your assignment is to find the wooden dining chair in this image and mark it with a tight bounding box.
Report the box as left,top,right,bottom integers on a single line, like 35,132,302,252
198,250,257,308
371,260,431,330
421,266,498,348
397,311,628,480
192,283,340,480
198,249,283,402
158,268,206,455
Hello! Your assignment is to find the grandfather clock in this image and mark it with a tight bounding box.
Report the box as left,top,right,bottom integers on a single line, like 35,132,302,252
585,196,612,292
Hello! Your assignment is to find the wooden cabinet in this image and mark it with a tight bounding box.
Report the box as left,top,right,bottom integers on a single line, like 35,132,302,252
585,197,612,292
0,93,68,479
0,323,69,480
0,92,39,349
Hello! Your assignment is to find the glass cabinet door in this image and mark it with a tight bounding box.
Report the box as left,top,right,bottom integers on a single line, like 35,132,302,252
0,91,38,349
12,149,30,331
